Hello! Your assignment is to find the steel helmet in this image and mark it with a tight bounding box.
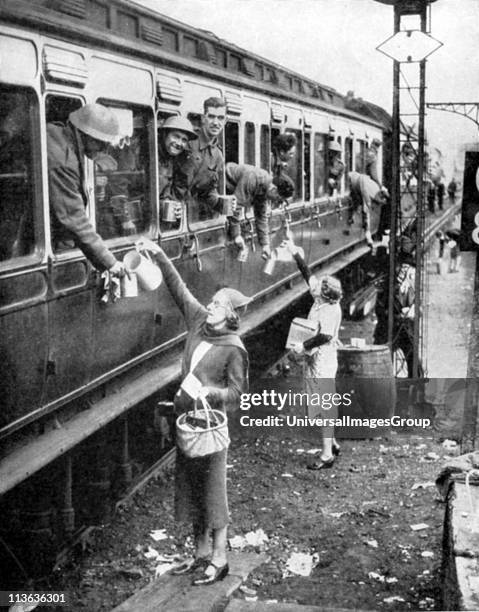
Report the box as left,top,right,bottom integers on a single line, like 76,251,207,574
159,115,198,140
328,140,342,153
69,104,120,142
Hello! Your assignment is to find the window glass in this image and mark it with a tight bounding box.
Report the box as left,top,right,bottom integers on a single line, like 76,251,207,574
244,121,255,165
224,121,239,164
95,104,152,239
283,129,302,201
0,86,37,262
313,133,328,198
304,132,311,201
355,140,367,173
260,124,270,171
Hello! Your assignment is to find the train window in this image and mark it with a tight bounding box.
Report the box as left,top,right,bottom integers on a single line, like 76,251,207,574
260,124,270,170
224,121,239,163
95,103,153,240
355,140,367,173
283,129,302,201
46,95,84,255
314,133,328,198
244,122,255,165
304,133,311,201
0,86,37,262
345,137,353,182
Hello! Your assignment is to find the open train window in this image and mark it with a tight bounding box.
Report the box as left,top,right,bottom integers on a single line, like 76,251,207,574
345,137,353,182
45,95,84,254
0,85,38,262
244,122,255,165
260,124,270,171
224,121,239,164
95,102,153,240
283,129,302,201
314,133,328,198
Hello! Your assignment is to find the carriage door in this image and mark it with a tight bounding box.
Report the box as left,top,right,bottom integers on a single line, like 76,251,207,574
0,76,48,433
44,93,94,401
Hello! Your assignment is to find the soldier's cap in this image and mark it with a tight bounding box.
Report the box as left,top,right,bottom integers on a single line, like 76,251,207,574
159,115,198,140
371,138,382,147
69,103,120,143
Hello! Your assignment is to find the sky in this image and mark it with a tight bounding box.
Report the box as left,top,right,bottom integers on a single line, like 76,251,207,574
135,0,479,177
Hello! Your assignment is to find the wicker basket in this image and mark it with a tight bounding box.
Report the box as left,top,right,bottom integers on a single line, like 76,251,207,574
176,398,230,458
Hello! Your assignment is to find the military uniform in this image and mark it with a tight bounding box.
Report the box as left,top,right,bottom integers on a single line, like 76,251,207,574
47,122,116,270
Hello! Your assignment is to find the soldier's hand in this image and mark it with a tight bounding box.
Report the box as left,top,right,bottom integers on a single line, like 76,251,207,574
136,238,161,254
109,260,126,278
173,201,184,220
261,245,272,260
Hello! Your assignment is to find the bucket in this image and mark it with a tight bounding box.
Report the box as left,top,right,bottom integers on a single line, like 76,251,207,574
336,344,396,439
123,250,162,291
161,199,179,223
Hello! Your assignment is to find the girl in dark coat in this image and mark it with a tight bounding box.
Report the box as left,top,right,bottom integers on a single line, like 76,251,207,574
144,241,249,586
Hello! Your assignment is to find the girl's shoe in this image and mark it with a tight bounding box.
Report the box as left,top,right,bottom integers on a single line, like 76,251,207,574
332,443,341,456
172,556,209,575
192,562,229,586
307,456,335,470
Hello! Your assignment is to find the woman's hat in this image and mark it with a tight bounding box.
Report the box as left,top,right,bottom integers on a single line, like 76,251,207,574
69,103,120,142
159,115,198,140
218,288,251,310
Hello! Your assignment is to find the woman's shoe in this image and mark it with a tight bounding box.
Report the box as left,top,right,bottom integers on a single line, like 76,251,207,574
172,556,209,576
307,456,335,470
332,443,341,457
192,562,229,586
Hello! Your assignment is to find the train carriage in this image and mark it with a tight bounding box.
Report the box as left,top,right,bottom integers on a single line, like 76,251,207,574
0,0,388,573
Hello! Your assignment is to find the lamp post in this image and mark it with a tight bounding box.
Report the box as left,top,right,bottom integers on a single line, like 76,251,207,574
374,0,442,379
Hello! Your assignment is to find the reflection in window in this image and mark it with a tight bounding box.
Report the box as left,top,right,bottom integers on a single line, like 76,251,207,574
95,106,152,239
244,122,255,165
283,129,302,201
260,124,270,171
0,86,37,262
345,137,353,180
355,140,367,173
314,133,328,197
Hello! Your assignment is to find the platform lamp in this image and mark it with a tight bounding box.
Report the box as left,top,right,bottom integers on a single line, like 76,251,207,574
373,0,442,380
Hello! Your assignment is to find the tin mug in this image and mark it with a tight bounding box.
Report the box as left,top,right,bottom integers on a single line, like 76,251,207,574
121,272,138,298
124,251,163,291
263,251,277,275
237,245,249,263
221,196,237,216
162,199,179,223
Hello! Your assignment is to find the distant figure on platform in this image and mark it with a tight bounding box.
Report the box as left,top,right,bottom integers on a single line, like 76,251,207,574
426,179,436,214
435,230,446,275
284,238,342,471
436,181,445,211
446,232,460,273
447,178,457,204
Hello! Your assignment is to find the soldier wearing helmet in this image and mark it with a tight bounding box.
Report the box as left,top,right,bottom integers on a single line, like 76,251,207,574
157,115,197,227
47,103,125,274
327,140,345,196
